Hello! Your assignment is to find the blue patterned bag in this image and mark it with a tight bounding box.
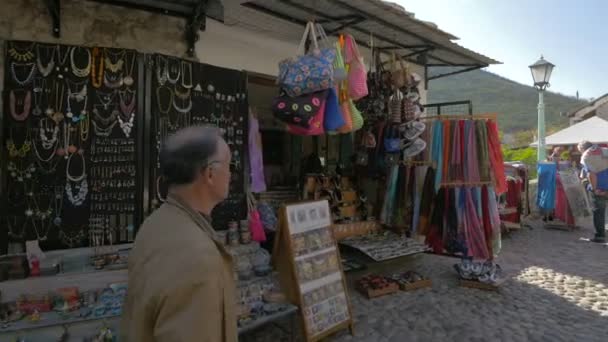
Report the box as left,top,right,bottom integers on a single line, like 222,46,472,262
278,22,336,97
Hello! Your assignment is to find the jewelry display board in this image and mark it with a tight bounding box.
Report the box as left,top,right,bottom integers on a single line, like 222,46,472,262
148,54,248,230
273,200,353,342
1,40,142,251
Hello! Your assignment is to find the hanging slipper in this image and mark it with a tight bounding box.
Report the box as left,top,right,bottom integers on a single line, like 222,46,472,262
400,121,426,141
402,138,427,158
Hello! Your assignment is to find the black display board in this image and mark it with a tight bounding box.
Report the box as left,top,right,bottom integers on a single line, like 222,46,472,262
1,40,143,251
148,54,249,230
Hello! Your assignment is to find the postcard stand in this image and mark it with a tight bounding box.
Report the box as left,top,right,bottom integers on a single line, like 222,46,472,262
273,200,354,342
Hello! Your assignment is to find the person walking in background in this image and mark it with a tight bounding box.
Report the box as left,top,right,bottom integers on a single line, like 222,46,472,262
121,126,237,341
578,140,608,243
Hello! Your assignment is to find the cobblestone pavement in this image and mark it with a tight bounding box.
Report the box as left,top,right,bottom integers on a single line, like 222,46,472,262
243,221,608,342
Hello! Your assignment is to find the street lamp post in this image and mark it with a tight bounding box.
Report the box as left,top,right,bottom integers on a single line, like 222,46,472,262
529,56,555,162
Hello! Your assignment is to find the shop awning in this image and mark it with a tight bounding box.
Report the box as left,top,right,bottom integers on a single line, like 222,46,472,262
240,0,500,80
530,116,608,147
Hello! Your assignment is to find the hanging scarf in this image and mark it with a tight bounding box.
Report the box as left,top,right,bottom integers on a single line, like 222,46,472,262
481,185,494,258
442,120,451,183
463,187,490,260
248,111,267,193
426,188,446,253
487,187,502,256
450,120,463,182
431,120,444,192
463,121,480,182
476,120,491,182
412,165,429,235
418,167,436,236
444,188,460,254
381,165,400,224
487,120,507,194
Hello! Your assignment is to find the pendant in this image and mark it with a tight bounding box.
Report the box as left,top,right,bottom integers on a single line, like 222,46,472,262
33,107,42,116
54,216,62,226
124,76,134,86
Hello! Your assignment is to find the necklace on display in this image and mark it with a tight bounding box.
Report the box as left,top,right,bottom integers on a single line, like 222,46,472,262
55,46,71,79
48,81,66,124
32,78,47,116
11,62,36,86
6,216,26,240
53,185,64,226
105,49,125,72
7,126,32,158
7,161,36,182
156,55,168,85
65,153,88,206
104,71,124,89
36,44,56,77
173,97,192,114
32,193,53,222
181,61,193,89
92,117,118,137
118,113,134,138
38,117,60,150
174,85,191,100
8,42,35,62
156,86,174,114
96,90,116,110
66,84,88,123
67,79,88,101
123,52,136,86
70,46,92,78
119,89,136,116
59,229,85,248
91,47,104,88
166,57,181,84
80,113,90,142
93,105,118,125
9,89,32,121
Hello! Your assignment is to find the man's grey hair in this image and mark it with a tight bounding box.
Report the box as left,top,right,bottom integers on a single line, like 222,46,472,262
159,125,223,186
578,140,593,152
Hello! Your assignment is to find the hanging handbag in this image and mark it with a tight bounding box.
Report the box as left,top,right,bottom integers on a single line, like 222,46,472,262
257,201,278,231
248,193,266,242
286,93,327,136
344,34,368,100
278,22,336,97
323,87,346,131
391,53,409,89
335,39,353,133
272,90,328,128
349,98,364,131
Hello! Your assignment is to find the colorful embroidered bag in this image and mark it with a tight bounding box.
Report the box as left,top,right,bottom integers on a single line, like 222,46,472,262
278,22,336,97
286,91,327,136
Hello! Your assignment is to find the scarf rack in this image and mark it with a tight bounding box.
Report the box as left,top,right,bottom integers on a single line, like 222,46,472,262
420,113,498,121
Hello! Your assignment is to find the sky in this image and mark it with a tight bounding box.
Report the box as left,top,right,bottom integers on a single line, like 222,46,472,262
398,0,608,99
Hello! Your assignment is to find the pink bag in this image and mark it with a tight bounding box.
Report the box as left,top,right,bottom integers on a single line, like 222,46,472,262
344,34,368,100
248,193,266,242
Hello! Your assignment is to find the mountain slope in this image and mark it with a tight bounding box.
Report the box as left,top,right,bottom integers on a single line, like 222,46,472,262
427,69,588,133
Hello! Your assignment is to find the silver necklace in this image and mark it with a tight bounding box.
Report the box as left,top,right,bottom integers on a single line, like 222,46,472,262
167,57,181,84
65,153,88,206
172,97,192,113
38,117,60,150
118,112,134,138
156,55,168,85
32,78,47,116
11,62,36,86
53,186,64,226
93,105,118,126
36,44,56,77
55,46,71,79
104,72,124,89
181,61,193,89
96,90,116,110
92,119,118,137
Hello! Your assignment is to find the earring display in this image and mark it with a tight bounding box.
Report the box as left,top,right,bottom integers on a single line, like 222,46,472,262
2,41,140,251
150,55,248,230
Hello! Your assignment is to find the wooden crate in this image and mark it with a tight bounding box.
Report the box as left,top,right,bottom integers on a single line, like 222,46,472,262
459,279,500,291
399,279,432,292
357,282,399,299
